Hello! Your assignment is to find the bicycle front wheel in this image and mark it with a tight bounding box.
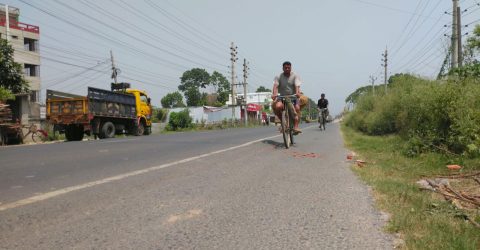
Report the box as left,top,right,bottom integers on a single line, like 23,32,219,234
322,113,327,130
289,110,295,145
281,110,290,149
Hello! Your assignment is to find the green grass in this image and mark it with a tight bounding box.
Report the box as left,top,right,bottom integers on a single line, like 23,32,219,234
341,123,480,250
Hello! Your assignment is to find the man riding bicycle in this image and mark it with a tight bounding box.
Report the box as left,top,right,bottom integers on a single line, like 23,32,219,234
317,93,329,128
271,61,302,135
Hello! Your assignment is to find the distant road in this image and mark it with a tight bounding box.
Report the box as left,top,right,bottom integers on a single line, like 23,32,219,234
0,123,392,249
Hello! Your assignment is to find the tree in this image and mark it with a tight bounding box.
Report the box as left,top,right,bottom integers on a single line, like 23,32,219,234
466,24,480,56
210,71,230,105
448,25,480,79
256,86,271,93
345,85,374,105
161,91,185,108
0,39,28,93
0,86,14,102
179,68,210,106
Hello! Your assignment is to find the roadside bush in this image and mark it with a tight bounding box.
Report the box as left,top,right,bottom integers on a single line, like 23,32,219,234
345,75,480,157
154,108,169,123
166,109,192,131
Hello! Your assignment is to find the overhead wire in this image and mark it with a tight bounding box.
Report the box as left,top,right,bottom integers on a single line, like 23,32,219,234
113,0,227,61
17,0,191,72
50,0,227,71
143,0,228,53
76,0,227,69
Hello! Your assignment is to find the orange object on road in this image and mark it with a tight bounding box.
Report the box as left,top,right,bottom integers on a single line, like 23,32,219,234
447,165,462,170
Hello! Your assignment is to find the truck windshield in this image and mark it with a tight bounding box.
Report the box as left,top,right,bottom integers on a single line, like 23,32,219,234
140,94,148,103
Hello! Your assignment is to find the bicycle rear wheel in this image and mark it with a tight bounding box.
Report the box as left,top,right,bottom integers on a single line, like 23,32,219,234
281,110,290,149
31,131,42,142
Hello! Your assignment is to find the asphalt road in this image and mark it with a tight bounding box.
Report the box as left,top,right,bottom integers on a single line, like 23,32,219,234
0,122,392,249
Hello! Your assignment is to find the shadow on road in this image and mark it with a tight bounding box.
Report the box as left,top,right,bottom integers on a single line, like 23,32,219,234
262,139,288,149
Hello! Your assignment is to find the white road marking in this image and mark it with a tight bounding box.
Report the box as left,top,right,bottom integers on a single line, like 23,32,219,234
97,139,138,144
0,133,283,212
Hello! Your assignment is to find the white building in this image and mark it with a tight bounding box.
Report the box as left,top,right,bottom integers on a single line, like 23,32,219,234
226,92,272,106
0,5,41,123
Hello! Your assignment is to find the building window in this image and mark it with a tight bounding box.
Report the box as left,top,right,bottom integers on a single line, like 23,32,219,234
30,90,39,102
24,64,40,77
24,38,39,52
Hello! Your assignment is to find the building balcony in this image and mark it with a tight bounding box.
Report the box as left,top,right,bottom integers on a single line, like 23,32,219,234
0,18,39,34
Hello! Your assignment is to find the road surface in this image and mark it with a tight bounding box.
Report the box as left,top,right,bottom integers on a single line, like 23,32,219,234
0,122,392,249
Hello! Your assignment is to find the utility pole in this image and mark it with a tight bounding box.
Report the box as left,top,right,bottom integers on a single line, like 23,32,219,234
457,5,463,67
230,42,238,122
242,58,249,126
381,47,388,93
369,75,377,95
451,0,459,68
110,50,118,85
5,5,10,42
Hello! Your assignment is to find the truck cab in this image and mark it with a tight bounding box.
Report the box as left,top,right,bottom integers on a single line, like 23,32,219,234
126,89,152,134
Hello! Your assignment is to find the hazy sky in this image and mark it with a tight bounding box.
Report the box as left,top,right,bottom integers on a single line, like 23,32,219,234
3,0,480,115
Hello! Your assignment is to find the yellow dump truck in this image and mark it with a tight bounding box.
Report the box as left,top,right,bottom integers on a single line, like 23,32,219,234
46,84,152,141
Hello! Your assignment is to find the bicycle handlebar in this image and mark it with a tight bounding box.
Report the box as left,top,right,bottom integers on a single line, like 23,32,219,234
276,94,298,99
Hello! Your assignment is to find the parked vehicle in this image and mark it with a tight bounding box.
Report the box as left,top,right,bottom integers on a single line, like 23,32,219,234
46,83,152,141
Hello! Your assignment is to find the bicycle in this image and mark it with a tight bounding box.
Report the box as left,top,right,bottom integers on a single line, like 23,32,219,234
20,123,48,143
277,95,298,149
318,108,327,131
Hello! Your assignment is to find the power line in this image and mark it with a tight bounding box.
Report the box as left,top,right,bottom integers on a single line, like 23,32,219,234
113,0,227,61
76,0,227,68
17,0,191,71
144,0,228,52
50,0,227,71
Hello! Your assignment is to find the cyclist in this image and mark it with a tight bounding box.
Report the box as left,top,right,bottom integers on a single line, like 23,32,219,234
271,61,302,135
317,93,329,127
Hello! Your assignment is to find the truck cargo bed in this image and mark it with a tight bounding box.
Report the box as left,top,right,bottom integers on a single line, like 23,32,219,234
88,87,136,119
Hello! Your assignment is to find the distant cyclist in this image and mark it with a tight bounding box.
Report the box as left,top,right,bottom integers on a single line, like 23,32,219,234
317,93,329,127
271,61,302,134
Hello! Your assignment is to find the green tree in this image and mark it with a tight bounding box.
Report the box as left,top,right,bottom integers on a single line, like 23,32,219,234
0,86,14,101
345,85,373,105
0,39,28,93
466,24,480,55
179,68,210,106
448,25,480,79
210,71,230,105
256,86,271,93
161,91,185,108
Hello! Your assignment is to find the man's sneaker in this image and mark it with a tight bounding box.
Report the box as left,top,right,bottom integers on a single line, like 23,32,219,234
293,128,302,135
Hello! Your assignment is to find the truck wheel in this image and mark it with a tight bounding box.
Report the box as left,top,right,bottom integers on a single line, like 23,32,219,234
144,126,151,135
74,125,84,141
65,125,75,141
100,122,116,139
134,122,144,136
65,125,84,141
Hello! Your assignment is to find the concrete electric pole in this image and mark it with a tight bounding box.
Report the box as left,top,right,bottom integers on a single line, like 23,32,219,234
230,42,238,122
5,5,10,42
457,5,463,67
451,0,459,68
110,50,118,85
381,48,388,93
242,58,249,126
369,75,377,95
